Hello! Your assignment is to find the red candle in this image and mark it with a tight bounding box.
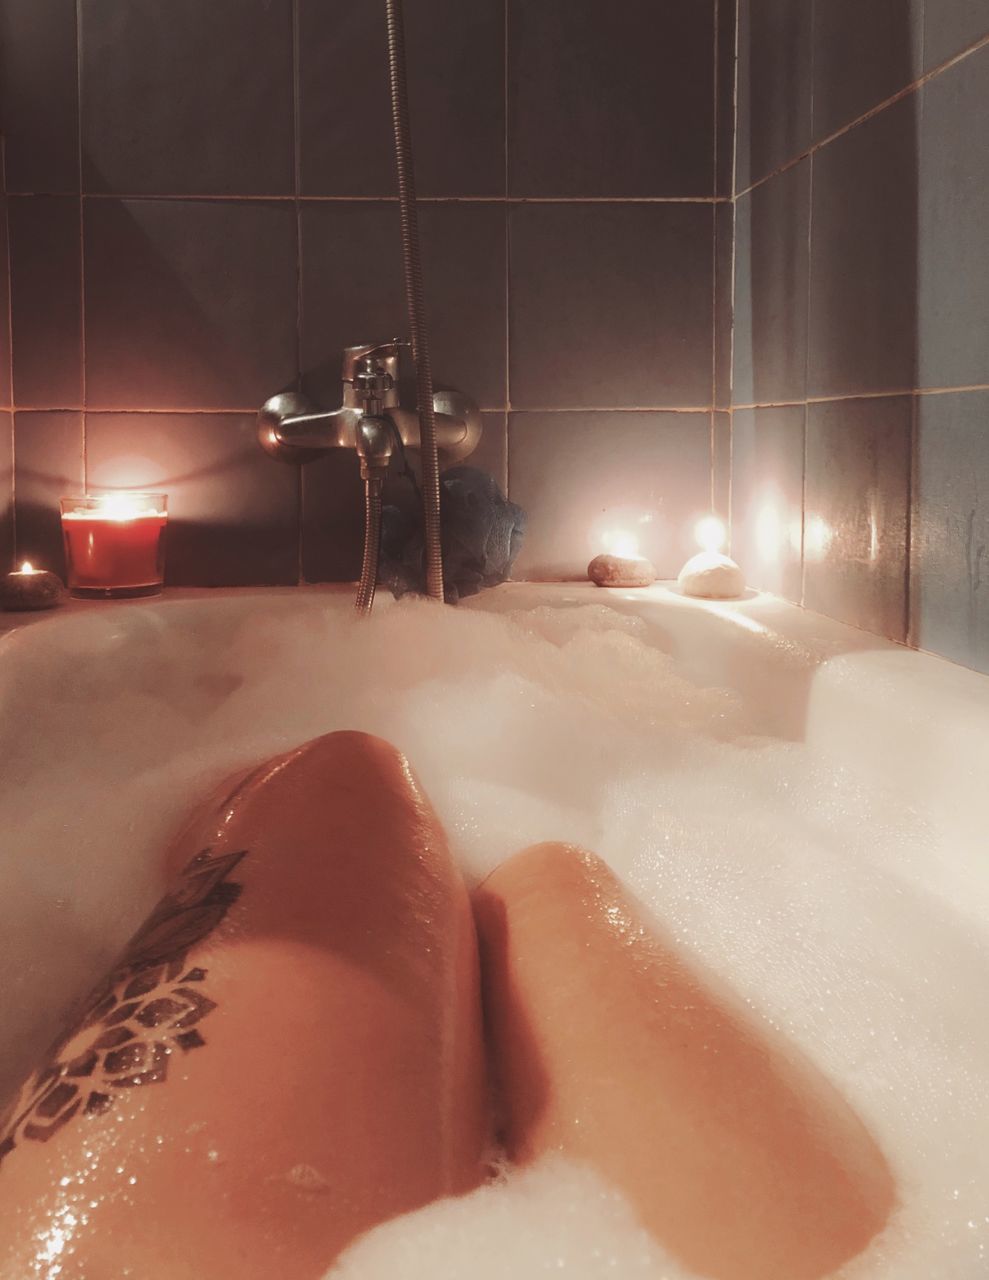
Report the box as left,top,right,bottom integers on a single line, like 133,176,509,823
60,494,168,599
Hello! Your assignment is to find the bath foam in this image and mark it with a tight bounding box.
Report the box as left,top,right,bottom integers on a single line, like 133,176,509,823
0,592,986,1278
326,1156,677,1279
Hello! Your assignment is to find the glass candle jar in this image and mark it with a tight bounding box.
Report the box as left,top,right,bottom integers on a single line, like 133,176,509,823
60,493,168,598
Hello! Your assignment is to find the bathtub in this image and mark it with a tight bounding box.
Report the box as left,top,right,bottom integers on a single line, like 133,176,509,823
1,581,987,1278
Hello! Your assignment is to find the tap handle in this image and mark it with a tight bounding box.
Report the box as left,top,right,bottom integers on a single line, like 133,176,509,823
341,340,404,383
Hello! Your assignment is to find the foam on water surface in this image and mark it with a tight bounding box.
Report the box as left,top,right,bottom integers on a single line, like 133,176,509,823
0,592,987,1278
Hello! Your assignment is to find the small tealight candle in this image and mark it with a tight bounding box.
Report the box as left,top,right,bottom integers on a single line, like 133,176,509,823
0,561,65,612
587,527,656,588
60,493,168,599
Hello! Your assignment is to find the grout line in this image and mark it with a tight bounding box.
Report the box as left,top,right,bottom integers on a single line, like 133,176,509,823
800,4,815,610
503,0,512,484
905,393,917,646
726,0,741,552
3,138,17,556
710,0,719,510
76,0,87,490
7,191,732,206
736,28,989,202
13,386,989,418
292,0,304,584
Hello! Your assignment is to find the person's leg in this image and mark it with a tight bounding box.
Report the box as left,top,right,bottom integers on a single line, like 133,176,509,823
474,843,895,1280
0,731,489,1280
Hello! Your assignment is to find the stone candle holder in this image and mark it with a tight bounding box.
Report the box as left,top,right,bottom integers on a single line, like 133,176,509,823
587,553,656,588
0,563,65,612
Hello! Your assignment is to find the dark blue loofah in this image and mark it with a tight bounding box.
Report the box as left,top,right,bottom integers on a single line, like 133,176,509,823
379,466,526,603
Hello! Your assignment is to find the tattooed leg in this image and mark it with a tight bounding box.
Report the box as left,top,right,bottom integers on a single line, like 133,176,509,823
474,844,895,1280
0,732,489,1280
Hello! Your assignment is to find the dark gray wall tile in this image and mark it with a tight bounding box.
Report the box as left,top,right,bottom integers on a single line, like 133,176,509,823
733,159,810,406
8,197,83,409
299,0,504,198
812,0,923,141
714,202,734,410
300,202,506,411
0,0,79,193
735,0,813,191
0,413,12,571
86,412,299,586
0,199,10,408
508,411,712,579
804,397,911,641
911,391,989,672
730,404,804,600
12,410,84,576
508,0,715,197
808,97,918,398
509,203,713,410
301,450,363,583
85,199,297,411
717,0,738,197
918,45,989,389
925,0,989,68
79,0,294,196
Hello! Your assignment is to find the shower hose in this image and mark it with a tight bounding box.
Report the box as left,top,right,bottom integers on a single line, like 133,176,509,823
355,0,444,616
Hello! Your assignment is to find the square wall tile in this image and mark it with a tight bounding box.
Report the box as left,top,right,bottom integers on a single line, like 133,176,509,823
85,413,299,586
730,405,804,600
12,411,84,576
735,0,813,191
509,204,714,410
0,0,79,192
812,0,923,142
804,397,911,641
508,0,715,197
0,413,12,571
714,202,733,410
808,97,918,399
80,0,294,195
84,199,297,411
301,413,509,585
300,202,507,411
8,197,83,409
925,0,989,68
299,0,504,197
733,159,810,406
911,391,989,673
508,411,712,579
918,45,989,390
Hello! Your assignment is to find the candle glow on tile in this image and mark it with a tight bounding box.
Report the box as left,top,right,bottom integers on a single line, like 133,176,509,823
694,515,727,553
60,493,168,599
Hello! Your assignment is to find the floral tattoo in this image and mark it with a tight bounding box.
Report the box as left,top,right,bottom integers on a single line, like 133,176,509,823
0,846,247,1168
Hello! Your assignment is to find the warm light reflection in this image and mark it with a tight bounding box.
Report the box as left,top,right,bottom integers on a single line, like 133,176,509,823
694,515,727,553
805,515,833,562
600,528,642,560
755,502,782,563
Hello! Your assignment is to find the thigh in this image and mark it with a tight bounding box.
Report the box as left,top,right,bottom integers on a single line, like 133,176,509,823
0,732,489,1280
475,843,894,1280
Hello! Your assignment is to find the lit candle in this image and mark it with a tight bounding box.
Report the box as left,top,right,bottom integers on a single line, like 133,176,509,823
0,561,65,612
60,493,168,599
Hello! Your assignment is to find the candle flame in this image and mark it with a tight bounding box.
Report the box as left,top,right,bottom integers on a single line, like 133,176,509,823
694,515,727,553
600,528,641,560
20,561,33,574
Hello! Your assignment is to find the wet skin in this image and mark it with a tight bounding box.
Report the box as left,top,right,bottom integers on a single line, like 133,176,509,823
475,843,896,1280
0,732,490,1280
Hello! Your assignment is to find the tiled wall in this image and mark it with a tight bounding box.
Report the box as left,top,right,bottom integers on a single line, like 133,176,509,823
731,0,989,673
0,0,731,587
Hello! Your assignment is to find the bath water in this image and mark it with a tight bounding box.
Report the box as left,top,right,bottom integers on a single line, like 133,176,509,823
0,593,985,1278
